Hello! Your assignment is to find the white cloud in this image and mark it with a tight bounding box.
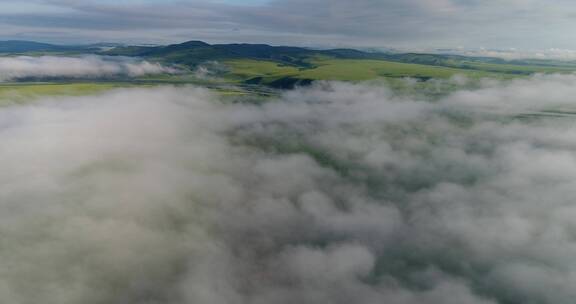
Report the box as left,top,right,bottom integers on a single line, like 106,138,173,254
0,55,176,81
2,76,576,302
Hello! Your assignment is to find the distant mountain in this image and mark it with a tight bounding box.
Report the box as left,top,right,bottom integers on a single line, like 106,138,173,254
2,39,569,77
0,40,71,53
80,42,125,51
102,40,392,68
0,41,128,54
103,40,576,72
104,40,539,70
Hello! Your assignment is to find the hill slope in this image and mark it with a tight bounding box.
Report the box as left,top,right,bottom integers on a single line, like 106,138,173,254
103,40,576,75
0,41,70,53
4,40,576,89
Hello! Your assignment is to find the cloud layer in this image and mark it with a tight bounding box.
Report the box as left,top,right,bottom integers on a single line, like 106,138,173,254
0,55,175,81
1,0,576,49
2,76,576,303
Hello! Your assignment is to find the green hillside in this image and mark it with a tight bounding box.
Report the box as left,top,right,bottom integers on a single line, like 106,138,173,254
101,41,576,88
0,41,69,53
4,40,576,91
0,83,127,105
223,58,507,88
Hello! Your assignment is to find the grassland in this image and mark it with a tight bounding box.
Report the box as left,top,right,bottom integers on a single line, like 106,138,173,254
224,58,515,85
299,59,496,80
0,83,130,105
224,55,576,86
223,59,302,80
2,53,576,107
453,60,576,74
0,80,271,107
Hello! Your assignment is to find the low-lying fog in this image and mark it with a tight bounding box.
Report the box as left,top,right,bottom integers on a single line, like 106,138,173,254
1,75,576,303
0,55,175,81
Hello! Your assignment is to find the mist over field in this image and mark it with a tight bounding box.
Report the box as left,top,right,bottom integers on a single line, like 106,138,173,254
0,56,175,81
4,0,576,303
2,75,576,303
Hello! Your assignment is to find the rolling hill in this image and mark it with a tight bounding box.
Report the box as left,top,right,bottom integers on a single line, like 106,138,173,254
4,39,576,89
102,41,576,88
0,40,71,53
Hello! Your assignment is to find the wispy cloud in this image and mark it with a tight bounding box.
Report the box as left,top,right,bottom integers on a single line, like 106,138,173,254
0,55,176,81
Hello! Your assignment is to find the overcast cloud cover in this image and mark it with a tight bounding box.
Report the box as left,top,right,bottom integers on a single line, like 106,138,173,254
1,0,576,50
2,77,576,303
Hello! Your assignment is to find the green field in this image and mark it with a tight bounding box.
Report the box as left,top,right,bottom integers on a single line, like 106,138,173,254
0,83,129,105
453,60,576,74
0,81,268,106
224,58,514,85
299,59,495,80
2,52,576,106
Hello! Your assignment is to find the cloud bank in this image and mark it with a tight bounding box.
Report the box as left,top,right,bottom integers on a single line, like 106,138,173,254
0,55,175,81
2,76,576,303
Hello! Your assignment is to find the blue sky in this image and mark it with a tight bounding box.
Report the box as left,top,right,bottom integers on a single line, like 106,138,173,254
0,0,575,50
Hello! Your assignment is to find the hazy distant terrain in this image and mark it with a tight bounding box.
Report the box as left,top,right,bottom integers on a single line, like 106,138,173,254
102,41,576,87
3,40,576,91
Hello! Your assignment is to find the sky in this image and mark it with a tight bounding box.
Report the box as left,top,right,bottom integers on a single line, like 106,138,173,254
0,0,575,49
